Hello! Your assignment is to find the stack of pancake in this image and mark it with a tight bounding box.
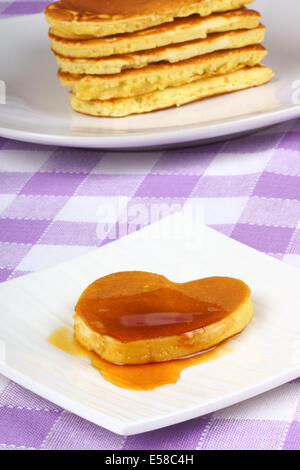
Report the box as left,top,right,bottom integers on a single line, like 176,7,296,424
45,0,274,117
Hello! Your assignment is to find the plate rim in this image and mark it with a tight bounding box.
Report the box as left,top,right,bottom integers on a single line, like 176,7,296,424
0,13,300,149
1,106,300,150
1,359,299,436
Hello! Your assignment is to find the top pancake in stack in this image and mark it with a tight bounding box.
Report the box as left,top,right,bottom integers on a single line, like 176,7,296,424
45,0,256,38
45,0,274,117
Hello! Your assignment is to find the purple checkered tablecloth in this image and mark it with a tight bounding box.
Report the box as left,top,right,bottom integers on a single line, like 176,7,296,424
0,1,300,451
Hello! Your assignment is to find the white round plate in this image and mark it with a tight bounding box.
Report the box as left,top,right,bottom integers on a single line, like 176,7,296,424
0,0,300,149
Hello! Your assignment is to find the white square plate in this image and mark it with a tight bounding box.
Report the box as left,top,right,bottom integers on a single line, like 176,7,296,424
0,212,299,435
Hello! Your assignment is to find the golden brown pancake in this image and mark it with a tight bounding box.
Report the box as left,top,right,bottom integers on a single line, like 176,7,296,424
55,25,266,75
45,0,255,39
49,8,261,58
74,272,254,365
70,65,274,117
59,45,267,100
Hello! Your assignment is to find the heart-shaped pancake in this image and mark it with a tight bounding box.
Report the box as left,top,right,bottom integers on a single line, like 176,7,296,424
74,271,253,364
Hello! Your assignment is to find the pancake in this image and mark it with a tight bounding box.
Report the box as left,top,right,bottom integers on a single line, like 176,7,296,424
45,0,255,39
49,7,261,58
59,45,267,100
56,25,266,75
70,65,274,117
74,273,254,365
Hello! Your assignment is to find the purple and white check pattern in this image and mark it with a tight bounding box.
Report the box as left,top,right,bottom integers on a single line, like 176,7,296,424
0,1,300,450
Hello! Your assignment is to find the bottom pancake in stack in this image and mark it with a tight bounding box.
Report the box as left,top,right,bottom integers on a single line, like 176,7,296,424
70,66,273,117
58,45,273,117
